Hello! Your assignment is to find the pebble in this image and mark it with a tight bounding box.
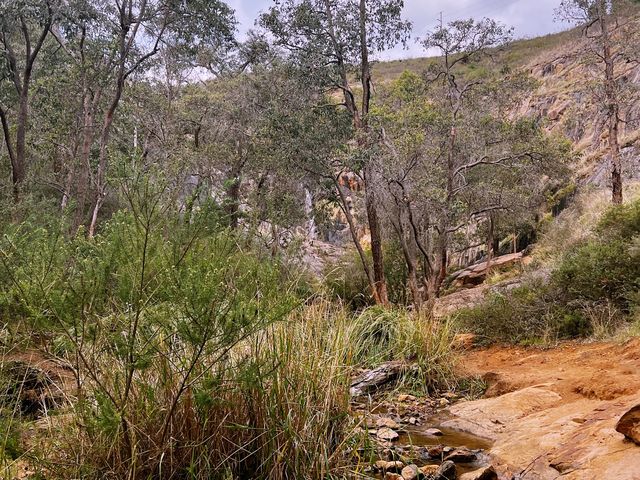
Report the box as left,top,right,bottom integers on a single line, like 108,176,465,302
377,417,401,429
375,460,405,473
400,464,420,480
377,427,400,441
444,447,477,463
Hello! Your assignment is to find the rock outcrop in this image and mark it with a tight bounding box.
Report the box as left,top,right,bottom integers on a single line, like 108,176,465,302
616,404,640,445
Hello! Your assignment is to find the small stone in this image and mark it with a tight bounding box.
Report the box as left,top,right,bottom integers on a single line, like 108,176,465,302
377,427,400,441
424,428,443,436
409,417,418,425
433,460,457,480
616,404,640,445
439,398,450,407
459,465,498,480
444,447,477,463
428,445,444,457
385,473,403,480
420,465,439,475
398,394,417,402
375,460,405,473
401,464,420,480
377,417,401,429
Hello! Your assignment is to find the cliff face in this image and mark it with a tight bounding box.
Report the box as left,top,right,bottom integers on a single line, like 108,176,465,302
518,20,640,188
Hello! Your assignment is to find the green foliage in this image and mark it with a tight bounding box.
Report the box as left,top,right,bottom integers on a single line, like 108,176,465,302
458,199,640,344
554,200,640,310
347,306,457,392
324,242,409,308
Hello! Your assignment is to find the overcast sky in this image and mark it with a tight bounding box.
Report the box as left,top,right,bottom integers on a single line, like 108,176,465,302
227,0,570,60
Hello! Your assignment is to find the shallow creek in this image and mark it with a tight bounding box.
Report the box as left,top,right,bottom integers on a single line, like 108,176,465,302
367,410,495,478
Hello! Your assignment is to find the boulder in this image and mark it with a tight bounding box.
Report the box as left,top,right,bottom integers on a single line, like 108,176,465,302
3,360,66,416
377,427,400,441
459,466,497,480
616,404,640,445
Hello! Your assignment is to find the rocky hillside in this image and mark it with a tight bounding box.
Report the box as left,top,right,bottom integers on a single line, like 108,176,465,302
374,16,640,190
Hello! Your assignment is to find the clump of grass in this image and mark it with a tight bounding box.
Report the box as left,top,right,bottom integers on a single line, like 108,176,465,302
348,306,457,393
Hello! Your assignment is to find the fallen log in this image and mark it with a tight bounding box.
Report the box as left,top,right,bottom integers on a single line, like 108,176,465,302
350,361,407,397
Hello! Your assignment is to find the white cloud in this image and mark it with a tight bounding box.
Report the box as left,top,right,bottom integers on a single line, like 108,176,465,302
233,0,567,59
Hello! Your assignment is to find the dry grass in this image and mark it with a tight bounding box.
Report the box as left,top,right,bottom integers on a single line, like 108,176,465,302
533,183,640,268
2,301,457,480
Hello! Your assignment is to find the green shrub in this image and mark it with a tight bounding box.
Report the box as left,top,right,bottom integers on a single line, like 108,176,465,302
324,242,409,308
554,239,640,309
455,283,559,344
458,199,640,344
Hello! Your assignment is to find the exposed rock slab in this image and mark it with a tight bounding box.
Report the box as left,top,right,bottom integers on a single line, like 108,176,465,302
446,339,640,479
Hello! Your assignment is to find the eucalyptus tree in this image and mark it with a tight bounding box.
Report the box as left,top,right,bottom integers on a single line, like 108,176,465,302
556,0,640,204
0,0,56,201
417,18,513,297
51,0,236,235
260,0,411,305
374,22,571,306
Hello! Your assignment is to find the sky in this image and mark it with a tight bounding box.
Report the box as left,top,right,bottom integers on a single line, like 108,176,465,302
227,0,571,60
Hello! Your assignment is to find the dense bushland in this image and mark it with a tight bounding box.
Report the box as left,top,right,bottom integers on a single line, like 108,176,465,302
0,177,457,479
456,197,640,344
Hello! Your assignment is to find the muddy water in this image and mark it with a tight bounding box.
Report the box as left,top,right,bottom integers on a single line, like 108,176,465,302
373,413,494,477
396,425,492,450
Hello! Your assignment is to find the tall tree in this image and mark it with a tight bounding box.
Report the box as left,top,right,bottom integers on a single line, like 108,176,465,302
52,0,236,235
261,0,411,305
556,0,639,204
0,0,55,201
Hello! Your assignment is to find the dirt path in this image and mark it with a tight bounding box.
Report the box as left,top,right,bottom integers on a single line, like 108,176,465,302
445,339,640,479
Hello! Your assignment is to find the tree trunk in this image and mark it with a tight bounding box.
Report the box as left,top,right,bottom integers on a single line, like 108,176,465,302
225,162,242,230
598,0,623,204
335,177,381,304
88,76,125,238
364,168,389,305
14,90,28,195
395,216,421,310
74,90,99,229
0,106,19,202
485,213,495,273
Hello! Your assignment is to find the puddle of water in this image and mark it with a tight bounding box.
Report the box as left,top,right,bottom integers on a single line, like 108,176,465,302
396,425,492,451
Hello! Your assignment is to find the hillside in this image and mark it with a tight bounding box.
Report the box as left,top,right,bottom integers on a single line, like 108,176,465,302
373,19,640,190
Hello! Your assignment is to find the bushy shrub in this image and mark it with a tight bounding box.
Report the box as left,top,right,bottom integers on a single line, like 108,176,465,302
324,242,409,308
455,283,560,344
457,199,640,344
554,200,640,311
